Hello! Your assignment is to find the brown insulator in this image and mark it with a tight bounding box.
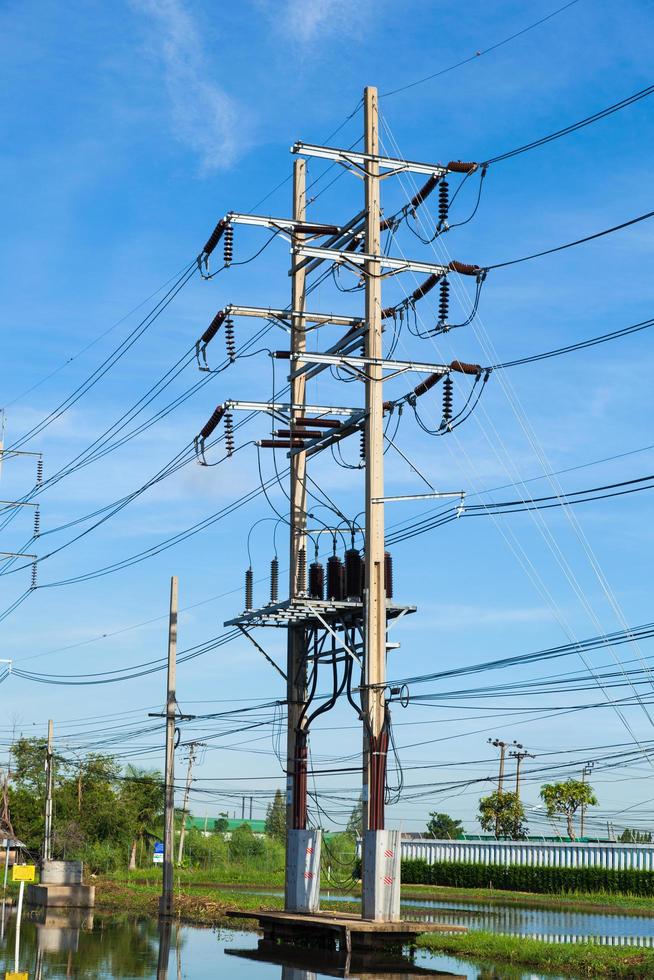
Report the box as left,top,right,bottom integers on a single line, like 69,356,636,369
409,173,440,209
200,405,225,440
297,547,307,594
31,561,37,590
384,551,393,599
223,224,234,265
33,507,40,539
446,160,479,174
296,417,341,429
202,218,227,257
448,259,482,277
36,458,44,484
259,439,306,449
345,549,362,600
245,567,253,610
308,561,324,600
327,555,344,601
442,375,453,425
360,428,366,462
411,272,442,302
450,359,482,376
200,310,226,345
413,371,445,398
273,350,291,359
275,429,324,440
270,557,279,603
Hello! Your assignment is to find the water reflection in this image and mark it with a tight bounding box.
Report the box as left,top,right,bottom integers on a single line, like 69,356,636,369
0,906,597,980
227,938,467,977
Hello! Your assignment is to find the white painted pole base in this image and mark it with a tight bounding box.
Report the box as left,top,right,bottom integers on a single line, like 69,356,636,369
362,829,401,921
284,829,321,913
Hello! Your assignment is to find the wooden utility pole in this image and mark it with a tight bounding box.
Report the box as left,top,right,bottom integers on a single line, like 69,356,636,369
362,85,387,837
176,742,197,866
43,719,54,863
286,158,309,851
160,576,178,917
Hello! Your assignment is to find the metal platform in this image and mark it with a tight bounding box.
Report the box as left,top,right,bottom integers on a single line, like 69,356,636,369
227,909,465,953
225,597,416,629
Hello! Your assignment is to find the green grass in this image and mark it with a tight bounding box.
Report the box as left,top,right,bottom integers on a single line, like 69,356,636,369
417,931,654,978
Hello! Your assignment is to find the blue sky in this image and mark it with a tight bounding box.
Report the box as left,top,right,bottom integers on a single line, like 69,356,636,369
1,0,654,835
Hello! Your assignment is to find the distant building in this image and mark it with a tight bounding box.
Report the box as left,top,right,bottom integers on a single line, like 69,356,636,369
185,816,266,838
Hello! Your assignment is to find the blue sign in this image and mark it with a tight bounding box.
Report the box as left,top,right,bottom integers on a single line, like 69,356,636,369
153,842,164,864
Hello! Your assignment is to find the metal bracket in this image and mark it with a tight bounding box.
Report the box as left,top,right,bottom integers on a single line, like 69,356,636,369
305,604,362,667
237,625,287,680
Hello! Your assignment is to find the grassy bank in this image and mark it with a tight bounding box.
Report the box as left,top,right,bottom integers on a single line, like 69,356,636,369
417,931,654,978
95,876,360,926
401,882,654,916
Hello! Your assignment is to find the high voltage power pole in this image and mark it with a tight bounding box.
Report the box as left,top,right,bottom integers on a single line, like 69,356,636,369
194,84,483,922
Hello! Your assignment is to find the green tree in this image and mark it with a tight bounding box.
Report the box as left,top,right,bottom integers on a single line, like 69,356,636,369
120,766,163,870
346,799,363,838
229,822,264,859
620,828,652,843
540,779,597,840
478,791,527,839
264,789,286,842
426,812,464,839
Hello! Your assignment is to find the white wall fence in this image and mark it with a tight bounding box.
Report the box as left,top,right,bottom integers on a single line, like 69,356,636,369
400,838,654,871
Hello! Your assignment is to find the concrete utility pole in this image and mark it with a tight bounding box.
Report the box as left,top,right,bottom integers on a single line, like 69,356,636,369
489,738,521,795
285,158,309,909
176,742,197,866
510,747,534,800
580,761,594,839
43,719,54,863
161,576,178,917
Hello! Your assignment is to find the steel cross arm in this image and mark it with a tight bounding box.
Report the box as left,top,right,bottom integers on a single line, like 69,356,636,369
288,323,367,384
288,351,450,379
292,142,448,178
293,210,366,276
224,304,362,328
223,400,363,417
225,212,342,236
289,411,367,459
294,244,450,276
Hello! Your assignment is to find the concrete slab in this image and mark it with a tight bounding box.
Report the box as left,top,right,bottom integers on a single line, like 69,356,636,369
26,884,95,909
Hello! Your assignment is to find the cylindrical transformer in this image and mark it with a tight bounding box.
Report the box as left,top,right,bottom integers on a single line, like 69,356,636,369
270,557,279,603
345,548,362,600
384,551,394,599
245,567,253,610
308,561,324,600
326,555,344,601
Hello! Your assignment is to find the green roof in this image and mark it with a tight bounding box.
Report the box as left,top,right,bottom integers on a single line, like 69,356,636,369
186,816,266,833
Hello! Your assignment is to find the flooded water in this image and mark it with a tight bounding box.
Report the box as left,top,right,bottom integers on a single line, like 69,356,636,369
0,904,562,979
230,889,654,946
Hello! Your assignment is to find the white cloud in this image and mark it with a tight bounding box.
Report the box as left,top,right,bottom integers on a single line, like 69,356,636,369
131,0,246,173
260,0,372,44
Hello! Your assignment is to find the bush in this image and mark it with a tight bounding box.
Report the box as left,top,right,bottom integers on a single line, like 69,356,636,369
82,840,127,874
399,858,654,896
